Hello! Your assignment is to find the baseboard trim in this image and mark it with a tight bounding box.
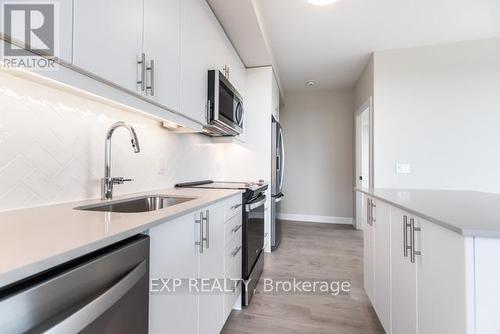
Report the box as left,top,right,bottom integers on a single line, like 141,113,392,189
277,213,353,225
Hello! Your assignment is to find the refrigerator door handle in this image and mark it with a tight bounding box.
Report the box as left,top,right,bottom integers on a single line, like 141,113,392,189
278,127,285,192
275,194,284,203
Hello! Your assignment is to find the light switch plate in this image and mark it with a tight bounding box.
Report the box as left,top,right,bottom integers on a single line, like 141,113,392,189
396,163,411,174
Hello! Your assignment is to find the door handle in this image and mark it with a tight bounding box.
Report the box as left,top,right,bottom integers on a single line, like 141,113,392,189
202,210,210,249
137,53,146,92
195,212,204,254
246,196,266,212
366,198,372,226
410,218,422,263
403,215,411,257
231,245,242,257
146,59,155,96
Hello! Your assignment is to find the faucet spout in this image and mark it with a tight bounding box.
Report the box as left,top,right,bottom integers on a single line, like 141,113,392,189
102,121,141,200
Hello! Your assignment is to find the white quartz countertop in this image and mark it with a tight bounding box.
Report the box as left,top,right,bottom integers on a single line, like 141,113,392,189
356,188,500,238
0,187,242,288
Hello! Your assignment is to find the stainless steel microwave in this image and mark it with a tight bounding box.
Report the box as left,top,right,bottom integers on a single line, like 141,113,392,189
205,70,244,136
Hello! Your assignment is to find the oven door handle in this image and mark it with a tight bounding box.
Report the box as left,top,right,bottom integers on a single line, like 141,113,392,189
246,196,266,212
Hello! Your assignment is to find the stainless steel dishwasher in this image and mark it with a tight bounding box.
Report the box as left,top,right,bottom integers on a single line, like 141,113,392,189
0,235,149,334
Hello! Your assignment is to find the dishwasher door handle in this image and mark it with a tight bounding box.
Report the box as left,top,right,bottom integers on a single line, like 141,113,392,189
45,261,147,334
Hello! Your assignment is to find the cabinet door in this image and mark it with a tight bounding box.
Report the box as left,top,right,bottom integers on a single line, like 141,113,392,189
417,220,467,334
149,213,199,334
390,209,417,334
272,73,280,120
372,200,391,333
73,0,143,92
363,196,375,303
143,0,181,111
180,0,224,124
198,204,225,334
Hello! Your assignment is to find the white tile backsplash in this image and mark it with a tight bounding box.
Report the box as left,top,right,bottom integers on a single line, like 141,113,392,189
0,70,225,212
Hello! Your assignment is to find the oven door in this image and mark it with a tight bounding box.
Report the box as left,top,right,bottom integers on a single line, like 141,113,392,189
242,194,266,278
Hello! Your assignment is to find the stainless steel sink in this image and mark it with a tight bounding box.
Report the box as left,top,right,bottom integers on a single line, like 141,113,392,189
75,195,196,213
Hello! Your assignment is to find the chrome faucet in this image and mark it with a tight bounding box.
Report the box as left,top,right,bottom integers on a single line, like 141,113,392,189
102,121,141,200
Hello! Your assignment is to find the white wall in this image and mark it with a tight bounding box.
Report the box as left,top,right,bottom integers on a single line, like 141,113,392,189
280,89,354,222
373,38,500,193
354,55,374,110
0,69,228,212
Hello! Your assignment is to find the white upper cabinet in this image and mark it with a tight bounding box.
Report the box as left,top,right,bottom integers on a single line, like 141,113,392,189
73,0,143,93
180,0,224,124
180,0,246,125
272,73,280,120
143,0,181,111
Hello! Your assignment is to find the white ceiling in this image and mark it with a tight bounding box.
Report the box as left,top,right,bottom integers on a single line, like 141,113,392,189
251,0,500,92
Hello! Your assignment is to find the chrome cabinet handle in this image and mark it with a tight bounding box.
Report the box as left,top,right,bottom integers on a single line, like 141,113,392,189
231,224,242,233
203,210,210,249
230,203,242,210
195,213,204,254
146,59,155,96
371,201,376,223
410,218,422,263
137,53,146,92
403,215,411,257
366,198,372,226
231,245,242,257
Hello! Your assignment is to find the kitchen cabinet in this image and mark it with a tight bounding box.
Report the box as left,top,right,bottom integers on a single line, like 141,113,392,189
149,194,242,334
363,197,391,333
198,206,225,334
180,0,246,125
272,73,280,120
149,212,199,334
143,0,181,111
363,197,375,304
372,200,391,332
390,208,417,334
417,219,467,334
73,0,144,93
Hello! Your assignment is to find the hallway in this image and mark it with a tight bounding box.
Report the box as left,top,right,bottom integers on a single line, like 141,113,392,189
222,221,384,334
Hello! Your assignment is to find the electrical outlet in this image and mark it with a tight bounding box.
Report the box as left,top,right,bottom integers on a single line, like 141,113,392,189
396,163,411,174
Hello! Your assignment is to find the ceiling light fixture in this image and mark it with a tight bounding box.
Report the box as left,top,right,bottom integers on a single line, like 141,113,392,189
306,80,316,87
307,0,340,6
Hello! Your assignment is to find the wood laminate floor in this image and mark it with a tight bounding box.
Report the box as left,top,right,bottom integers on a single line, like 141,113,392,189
221,221,385,334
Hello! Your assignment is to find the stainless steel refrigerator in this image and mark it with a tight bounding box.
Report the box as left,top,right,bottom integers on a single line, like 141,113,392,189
271,115,285,250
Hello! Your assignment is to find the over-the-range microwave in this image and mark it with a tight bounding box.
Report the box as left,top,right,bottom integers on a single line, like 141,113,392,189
204,70,244,137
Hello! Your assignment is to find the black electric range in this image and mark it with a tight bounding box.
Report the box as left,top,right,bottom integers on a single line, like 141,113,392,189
175,180,268,307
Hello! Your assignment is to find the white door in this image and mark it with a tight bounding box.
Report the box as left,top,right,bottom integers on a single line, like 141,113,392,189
73,0,143,92
180,0,224,124
149,213,199,334
417,220,467,334
363,197,375,303
390,208,417,334
143,0,181,111
373,200,392,333
198,205,225,334
355,98,372,229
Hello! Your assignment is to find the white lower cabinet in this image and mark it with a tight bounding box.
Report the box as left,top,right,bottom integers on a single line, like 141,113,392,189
390,209,417,334
372,200,391,332
149,194,242,334
149,212,199,334
417,219,467,334
365,199,470,334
